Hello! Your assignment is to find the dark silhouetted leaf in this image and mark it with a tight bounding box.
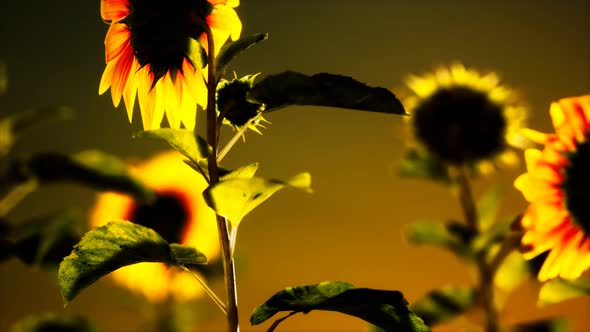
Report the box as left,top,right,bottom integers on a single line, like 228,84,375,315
203,172,311,227
398,149,451,183
0,106,72,157
17,150,153,203
538,279,590,306
248,71,406,115
4,210,82,268
250,281,430,332
510,318,569,332
10,313,102,332
405,221,472,259
215,33,269,82
58,221,206,305
410,287,476,326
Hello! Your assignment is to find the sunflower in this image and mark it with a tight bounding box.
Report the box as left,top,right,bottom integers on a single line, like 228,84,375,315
89,151,219,302
514,94,590,281
216,73,268,135
99,0,242,130
402,63,527,174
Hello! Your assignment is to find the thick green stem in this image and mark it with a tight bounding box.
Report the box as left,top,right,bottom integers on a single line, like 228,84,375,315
202,24,240,332
454,166,499,332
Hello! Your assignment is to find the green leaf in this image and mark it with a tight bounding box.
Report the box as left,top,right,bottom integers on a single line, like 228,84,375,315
398,149,451,183
471,216,517,255
248,71,406,115
510,318,569,332
494,251,530,293
477,185,501,231
410,287,477,326
404,222,472,259
203,172,312,227
58,221,207,305
19,150,153,203
219,162,259,180
250,281,430,332
134,129,210,164
10,313,102,332
0,106,72,157
5,210,82,268
215,33,269,82
538,279,590,306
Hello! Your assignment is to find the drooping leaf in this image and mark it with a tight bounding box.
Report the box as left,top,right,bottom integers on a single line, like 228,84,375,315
410,287,477,326
0,106,72,157
215,33,269,82
398,149,451,183
471,217,516,255
250,281,430,332
4,210,82,268
203,172,312,227
58,221,207,305
248,71,406,115
538,279,590,306
510,318,569,332
134,129,210,164
404,221,472,259
10,313,102,332
18,150,153,203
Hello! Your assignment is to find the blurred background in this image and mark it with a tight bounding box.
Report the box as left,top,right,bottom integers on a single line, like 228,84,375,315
1,0,589,331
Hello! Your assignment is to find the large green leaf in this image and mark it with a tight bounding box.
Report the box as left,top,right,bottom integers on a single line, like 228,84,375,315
10,313,102,332
58,221,207,305
215,33,269,82
248,71,406,115
410,287,477,326
398,149,451,183
404,221,472,259
134,129,210,164
17,150,153,203
203,172,312,227
250,281,430,332
538,279,590,306
3,210,82,268
0,106,72,157
510,318,569,332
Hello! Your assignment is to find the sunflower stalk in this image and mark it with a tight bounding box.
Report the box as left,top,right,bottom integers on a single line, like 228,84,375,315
454,166,499,332
200,19,240,332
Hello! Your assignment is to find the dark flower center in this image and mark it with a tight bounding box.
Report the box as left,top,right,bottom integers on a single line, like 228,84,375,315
124,0,213,83
562,139,590,234
413,87,506,164
217,80,262,127
127,191,190,244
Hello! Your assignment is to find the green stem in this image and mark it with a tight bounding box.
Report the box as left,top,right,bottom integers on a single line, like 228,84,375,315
179,264,227,315
454,166,499,332
201,23,240,332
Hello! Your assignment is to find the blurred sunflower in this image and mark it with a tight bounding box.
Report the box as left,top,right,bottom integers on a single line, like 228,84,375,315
514,94,590,281
99,0,242,130
90,151,220,302
402,63,527,174
216,73,267,135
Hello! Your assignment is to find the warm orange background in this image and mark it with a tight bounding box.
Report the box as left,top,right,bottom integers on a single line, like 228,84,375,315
1,0,590,331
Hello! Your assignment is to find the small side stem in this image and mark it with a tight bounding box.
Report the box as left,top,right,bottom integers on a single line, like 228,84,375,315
179,264,227,315
454,166,499,332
